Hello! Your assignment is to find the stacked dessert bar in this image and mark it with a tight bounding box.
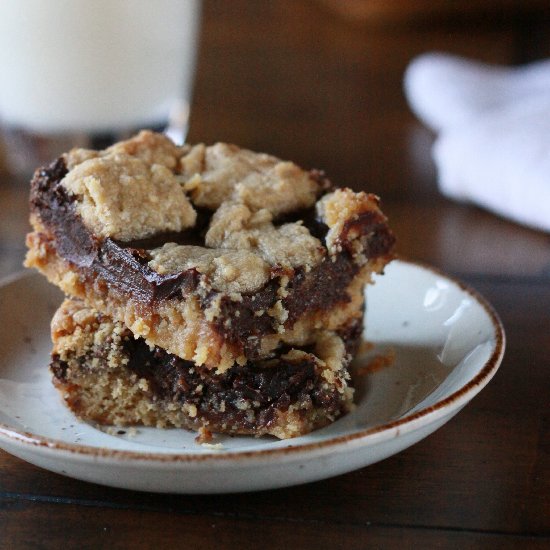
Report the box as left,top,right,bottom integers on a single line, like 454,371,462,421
26,131,395,439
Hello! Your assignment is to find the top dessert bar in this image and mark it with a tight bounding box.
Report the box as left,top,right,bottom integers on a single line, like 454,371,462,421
26,131,395,371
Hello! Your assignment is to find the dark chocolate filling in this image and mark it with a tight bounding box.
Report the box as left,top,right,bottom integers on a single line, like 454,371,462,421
31,157,394,358
31,159,209,303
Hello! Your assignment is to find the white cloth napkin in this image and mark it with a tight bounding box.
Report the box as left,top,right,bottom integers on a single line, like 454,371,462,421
404,52,550,232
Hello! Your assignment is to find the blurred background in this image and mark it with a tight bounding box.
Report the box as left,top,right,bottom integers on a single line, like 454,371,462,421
187,0,550,193
2,0,550,278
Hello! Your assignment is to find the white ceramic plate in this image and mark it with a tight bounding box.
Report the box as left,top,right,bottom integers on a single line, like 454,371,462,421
0,260,505,493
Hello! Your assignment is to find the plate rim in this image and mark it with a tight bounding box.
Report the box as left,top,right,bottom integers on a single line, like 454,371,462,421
0,259,505,464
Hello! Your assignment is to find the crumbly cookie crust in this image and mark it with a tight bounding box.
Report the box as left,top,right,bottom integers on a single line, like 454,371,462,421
179,142,321,214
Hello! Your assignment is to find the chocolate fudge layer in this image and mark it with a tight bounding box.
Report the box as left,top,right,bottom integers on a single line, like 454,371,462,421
26,131,394,371
50,299,361,439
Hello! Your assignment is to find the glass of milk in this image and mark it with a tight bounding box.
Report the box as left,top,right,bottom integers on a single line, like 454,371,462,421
0,0,201,175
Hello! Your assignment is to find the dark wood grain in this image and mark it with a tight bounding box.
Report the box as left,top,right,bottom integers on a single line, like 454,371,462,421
2,497,549,550
1,1,550,547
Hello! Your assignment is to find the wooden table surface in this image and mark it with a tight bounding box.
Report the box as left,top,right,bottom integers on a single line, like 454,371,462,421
1,2,549,548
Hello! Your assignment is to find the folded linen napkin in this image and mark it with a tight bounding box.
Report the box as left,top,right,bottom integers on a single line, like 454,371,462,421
404,52,550,232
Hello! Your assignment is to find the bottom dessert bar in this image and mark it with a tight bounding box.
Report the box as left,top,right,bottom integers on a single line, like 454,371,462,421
50,299,362,439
